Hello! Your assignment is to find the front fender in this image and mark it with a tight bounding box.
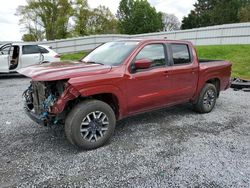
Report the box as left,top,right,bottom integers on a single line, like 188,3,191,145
78,85,127,119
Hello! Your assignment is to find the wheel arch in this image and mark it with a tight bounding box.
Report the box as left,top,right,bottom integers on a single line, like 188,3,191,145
192,77,221,104
86,93,120,120
205,78,220,97
77,85,126,120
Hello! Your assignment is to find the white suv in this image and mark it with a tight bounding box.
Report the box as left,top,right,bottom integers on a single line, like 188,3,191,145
0,43,61,73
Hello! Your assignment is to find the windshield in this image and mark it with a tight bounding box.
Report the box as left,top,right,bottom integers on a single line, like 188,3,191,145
81,41,139,66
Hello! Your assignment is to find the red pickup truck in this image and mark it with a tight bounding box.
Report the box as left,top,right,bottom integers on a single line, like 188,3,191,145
19,39,231,149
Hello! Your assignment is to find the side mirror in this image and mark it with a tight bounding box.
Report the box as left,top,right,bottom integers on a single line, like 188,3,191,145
134,59,151,70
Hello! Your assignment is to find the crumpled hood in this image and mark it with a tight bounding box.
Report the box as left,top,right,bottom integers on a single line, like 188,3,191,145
18,61,112,81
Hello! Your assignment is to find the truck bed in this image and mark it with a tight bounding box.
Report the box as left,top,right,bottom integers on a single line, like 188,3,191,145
198,59,231,91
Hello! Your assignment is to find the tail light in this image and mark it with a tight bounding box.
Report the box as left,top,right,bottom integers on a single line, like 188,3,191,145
54,54,61,58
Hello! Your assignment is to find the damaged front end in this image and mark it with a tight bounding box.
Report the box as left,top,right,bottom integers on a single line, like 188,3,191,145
23,80,80,126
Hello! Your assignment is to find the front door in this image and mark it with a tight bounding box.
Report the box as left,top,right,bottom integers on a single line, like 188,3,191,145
125,43,171,114
0,44,12,73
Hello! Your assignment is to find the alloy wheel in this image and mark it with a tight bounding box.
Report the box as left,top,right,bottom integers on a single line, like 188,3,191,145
80,111,109,142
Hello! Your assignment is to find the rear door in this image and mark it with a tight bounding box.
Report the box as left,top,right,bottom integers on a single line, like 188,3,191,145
167,43,199,101
20,45,43,67
0,44,12,73
125,43,172,114
38,45,53,62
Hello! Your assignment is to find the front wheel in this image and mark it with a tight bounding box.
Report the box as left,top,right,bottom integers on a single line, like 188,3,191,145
193,83,217,113
65,100,116,150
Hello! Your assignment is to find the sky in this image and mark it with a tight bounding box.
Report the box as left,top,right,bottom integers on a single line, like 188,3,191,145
0,0,196,41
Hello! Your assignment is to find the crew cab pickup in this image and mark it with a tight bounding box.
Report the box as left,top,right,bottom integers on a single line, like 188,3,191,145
19,39,231,149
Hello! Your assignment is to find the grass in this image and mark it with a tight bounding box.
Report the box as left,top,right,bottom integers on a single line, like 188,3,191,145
61,45,250,79
61,52,86,61
196,45,250,79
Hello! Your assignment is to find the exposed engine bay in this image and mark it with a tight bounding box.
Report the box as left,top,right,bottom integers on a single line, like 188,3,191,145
23,80,80,126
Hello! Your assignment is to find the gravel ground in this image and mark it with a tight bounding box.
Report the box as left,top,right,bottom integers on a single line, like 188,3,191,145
0,75,250,188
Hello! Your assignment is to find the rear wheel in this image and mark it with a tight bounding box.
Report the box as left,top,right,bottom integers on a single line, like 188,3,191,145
65,100,116,150
193,83,217,113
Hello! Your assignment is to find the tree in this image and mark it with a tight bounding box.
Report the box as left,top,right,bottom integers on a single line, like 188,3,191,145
56,0,74,39
116,0,134,34
162,13,180,31
181,0,246,29
181,0,216,29
16,0,73,41
73,2,117,36
238,5,250,22
73,0,90,36
209,0,241,25
22,34,37,41
194,0,215,27
181,10,199,29
117,0,163,34
86,6,118,34
16,4,45,41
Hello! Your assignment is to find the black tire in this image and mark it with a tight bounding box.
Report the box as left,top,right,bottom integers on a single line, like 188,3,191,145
65,99,116,150
193,83,217,113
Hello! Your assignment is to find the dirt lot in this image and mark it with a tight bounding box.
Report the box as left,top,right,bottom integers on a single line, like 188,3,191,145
0,75,250,187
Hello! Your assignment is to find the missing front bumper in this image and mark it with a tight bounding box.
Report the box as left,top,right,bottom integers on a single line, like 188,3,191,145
24,106,47,126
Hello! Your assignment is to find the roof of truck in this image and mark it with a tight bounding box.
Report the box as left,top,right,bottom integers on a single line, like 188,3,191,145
117,38,191,44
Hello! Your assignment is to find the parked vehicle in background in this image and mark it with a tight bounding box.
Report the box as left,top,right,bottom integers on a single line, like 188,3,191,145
0,43,60,73
19,39,231,150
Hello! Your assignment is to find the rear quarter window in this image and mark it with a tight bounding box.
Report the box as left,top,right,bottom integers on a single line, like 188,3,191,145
171,44,191,65
38,46,49,53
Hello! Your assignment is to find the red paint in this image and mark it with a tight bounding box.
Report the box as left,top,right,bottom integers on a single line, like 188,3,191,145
50,83,80,114
134,59,152,69
19,39,232,120
18,60,112,81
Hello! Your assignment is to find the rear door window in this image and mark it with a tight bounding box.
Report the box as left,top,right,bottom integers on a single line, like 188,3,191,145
171,44,191,65
22,45,40,54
